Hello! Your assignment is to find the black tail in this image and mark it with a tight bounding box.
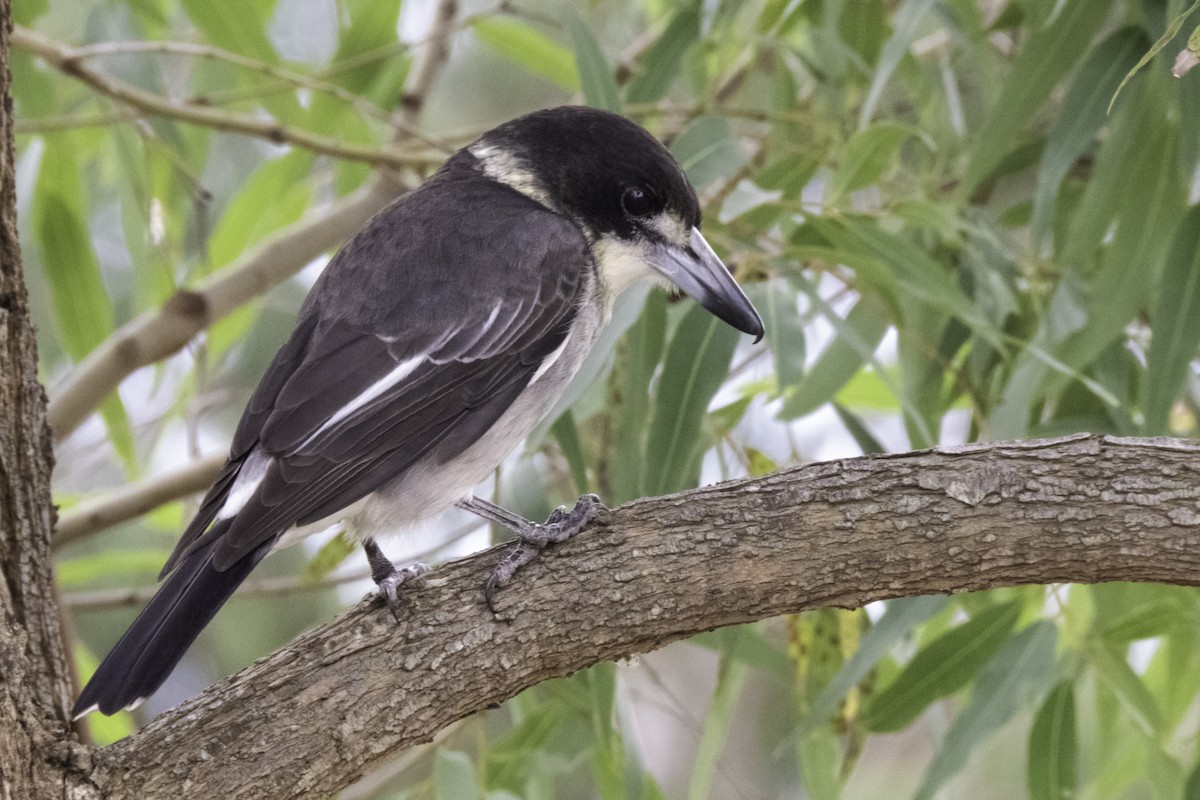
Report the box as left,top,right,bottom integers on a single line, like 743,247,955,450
73,540,270,717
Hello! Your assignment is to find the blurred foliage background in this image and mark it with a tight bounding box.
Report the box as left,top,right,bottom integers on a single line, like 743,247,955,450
15,0,1200,796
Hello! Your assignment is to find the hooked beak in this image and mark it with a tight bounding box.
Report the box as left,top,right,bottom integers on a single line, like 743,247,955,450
650,228,764,341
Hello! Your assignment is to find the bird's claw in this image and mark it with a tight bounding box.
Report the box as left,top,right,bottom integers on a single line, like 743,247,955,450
484,494,606,615
376,562,429,622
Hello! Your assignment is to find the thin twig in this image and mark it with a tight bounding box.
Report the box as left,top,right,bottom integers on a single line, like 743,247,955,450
63,517,486,610
71,38,454,153
14,108,143,133
11,25,445,169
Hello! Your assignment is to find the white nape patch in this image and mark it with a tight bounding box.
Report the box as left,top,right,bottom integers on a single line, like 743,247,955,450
217,450,271,521
530,336,571,385
298,355,425,449
469,142,557,210
593,236,663,298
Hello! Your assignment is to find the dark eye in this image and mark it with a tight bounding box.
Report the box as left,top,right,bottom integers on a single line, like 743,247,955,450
621,186,655,218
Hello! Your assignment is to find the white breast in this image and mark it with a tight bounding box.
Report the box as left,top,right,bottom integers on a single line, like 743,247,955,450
339,278,608,541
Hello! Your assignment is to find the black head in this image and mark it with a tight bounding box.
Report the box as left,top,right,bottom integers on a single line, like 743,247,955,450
470,106,701,239
468,106,763,340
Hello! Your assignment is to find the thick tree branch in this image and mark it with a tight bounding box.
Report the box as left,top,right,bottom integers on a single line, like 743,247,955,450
88,434,1200,799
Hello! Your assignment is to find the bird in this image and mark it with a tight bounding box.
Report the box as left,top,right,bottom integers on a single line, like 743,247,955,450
72,106,764,718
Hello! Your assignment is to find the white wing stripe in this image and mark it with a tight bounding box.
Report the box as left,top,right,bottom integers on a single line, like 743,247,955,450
298,355,425,449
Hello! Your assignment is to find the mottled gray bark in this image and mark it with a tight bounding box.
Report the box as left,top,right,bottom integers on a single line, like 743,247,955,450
0,3,94,796
80,434,1200,799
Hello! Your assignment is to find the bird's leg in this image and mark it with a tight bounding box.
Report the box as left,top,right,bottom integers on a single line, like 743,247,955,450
363,538,429,622
456,493,606,613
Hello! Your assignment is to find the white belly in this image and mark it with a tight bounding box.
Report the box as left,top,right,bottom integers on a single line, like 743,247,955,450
319,292,607,543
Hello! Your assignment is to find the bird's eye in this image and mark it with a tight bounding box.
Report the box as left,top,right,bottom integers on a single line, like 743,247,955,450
621,186,655,218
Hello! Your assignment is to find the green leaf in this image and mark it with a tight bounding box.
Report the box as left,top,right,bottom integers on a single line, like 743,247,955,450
799,596,947,736
692,625,792,681
34,145,115,363
839,0,886,67
1031,27,1149,247
1028,682,1078,800
859,0,938,126
642,303,739,497
1101,598,1193,643
302,532,357,584
832,403,886,455
1110,0,1200,111
779,294,890,419
748,280,805,390
57,550,173,587
34,140,136,469
329,0,403,93
565,10,621,112
670,116,744,187
913,622,1058,800
962,0,1117,195
863,600,1021,733
208,151,315,268
1185,756,1200,800
797,727,841,800
819,217,1006,351
473,17,580,91
585,663,626,800
687,629,750,800
550,410,588,494
609,291,667,504
1144,204,1200,433
625,9,701,104
435,750,479,800
1087,641,1165,736
990,83,1184,438
181,0,278,61
830,122,916,200
755,153,818,199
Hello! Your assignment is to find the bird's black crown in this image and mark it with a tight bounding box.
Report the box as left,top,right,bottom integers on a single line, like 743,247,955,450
473,106,700,238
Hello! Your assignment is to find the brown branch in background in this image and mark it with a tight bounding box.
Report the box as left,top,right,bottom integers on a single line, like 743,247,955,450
53,452,225,547
10,26,446,169
66,568,375,610
88,435,1200,798
45,178,401,440
69,39,449,150
63,517,485,608
43,0,460,442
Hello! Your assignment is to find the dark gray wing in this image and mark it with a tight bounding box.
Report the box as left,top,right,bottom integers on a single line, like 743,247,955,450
165,174,588,573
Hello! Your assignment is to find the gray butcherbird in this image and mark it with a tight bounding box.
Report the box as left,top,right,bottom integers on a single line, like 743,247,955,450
73,106,764,717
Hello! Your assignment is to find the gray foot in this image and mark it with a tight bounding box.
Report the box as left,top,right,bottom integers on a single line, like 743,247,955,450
482,493,606,614
364,538,429,622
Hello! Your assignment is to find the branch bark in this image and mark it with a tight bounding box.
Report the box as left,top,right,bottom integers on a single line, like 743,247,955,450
86,434,1200,799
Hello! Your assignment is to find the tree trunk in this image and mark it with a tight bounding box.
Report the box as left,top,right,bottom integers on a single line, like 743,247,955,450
0,2,94,796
